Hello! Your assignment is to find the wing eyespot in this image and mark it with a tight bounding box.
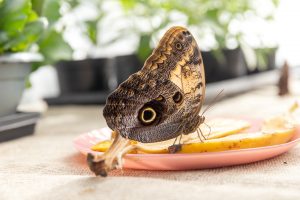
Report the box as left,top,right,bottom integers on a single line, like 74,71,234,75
173,91,183,104
175,42,183,50
138,107,157,125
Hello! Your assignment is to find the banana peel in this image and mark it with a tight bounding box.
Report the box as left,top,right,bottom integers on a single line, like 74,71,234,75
92,114,297,154
92,122,295,154
153,130,295,154
91,118,251,153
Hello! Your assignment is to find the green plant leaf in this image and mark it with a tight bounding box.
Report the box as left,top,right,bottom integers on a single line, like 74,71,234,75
86,20,98,45
0,0,44,53
67,0,80,9
0,0,32,35
0,31,9,53
38,29,72,64
137,34,152,62
272,0,280,7
206,8,219,21
27,8,38,22
41,0,61,25
2,19,44,52
120,0,137,10
31,0,44,16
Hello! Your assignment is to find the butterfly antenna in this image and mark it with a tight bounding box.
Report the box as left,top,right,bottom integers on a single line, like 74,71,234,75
201,89,224,116
204,122,212,139
196,128,204,143
200,127,208,140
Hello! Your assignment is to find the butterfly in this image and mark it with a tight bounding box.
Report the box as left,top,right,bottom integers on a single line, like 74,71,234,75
88,26,206,176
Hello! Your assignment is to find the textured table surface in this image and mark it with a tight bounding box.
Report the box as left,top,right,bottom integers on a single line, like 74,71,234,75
1,85,300,200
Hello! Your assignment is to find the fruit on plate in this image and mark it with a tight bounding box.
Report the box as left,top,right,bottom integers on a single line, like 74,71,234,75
91,115,296,154
91,117,251,153
88,102,299,176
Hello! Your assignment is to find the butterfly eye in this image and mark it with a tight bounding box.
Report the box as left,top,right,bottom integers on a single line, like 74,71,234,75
175,42,183,50
139,107,157,125
173,92,183,104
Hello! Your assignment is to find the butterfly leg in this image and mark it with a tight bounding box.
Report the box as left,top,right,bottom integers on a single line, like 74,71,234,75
168,134,183,153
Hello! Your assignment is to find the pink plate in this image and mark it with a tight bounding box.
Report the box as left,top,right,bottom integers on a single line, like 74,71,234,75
73,122,300,170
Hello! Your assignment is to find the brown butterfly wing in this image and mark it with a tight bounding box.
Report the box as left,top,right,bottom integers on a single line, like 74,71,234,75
169,40,205,132
103,26,206,143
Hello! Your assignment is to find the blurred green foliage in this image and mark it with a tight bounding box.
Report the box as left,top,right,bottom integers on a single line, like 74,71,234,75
0,0,73,67
32,0,73,65
0,0,44,53
119,0,279,65
0,0,280,69
119,0,172,61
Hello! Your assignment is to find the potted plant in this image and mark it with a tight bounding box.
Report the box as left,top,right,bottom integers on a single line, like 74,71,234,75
0,0,44,117
31,0,88,95
121,0,279,82
117,0,246,82
189,0,279,80
43,0,125,98
176,0,255,82
117,0,178,84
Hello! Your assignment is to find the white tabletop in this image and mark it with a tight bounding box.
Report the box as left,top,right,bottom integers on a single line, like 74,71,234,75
1,85,300,200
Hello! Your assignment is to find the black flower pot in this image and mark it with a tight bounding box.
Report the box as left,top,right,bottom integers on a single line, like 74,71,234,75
50,55,142,105
201,51,220,83
93,58,115,91
47,58,110,105
266,48,277,71
202,47,248,83
248,48,277,75
258,48,277,71
56,59,100,94
113,54,142,85
222,47,248,79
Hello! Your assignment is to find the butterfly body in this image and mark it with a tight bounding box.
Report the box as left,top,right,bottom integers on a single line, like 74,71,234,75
103,26,206,143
